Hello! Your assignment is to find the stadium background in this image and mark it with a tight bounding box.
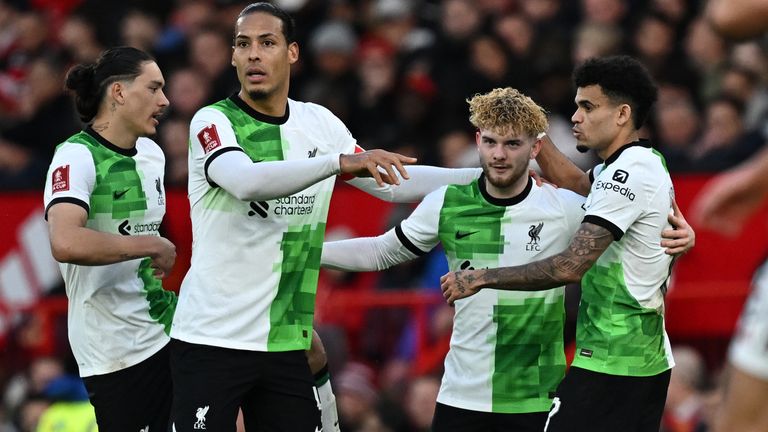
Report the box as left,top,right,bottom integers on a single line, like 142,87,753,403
1,0,767,430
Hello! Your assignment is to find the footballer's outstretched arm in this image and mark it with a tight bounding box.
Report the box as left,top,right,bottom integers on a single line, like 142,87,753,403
206,149,415,202
346,166,481,203
321,228,421,271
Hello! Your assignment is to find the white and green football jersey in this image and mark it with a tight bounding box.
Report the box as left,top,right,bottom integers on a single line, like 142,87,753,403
574,141,675,376
43,129,174,377
171,96,356,352
398,176,585,413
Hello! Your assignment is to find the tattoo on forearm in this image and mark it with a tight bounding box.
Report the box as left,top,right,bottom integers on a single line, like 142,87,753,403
469,223,613,291
553,224,612,277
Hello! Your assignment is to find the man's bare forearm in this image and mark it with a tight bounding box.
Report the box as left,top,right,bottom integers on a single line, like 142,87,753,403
471,223,613,292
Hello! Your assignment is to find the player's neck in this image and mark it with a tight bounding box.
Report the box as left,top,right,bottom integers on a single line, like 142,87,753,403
89,115,138,150
598,129,640,161
485,174,529,200
238,89,288,117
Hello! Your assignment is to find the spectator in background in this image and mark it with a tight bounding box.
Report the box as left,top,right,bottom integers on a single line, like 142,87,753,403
35,375,97,432
493,13,535,69
430,0,481,128
158,117,190,187
729,40,768,81
300,20,358,123
0,53,80,190
16,396,49,432
158,0,214,54
467,33,519,94
403,376,440,432
348,37,399,150
631,13,683,79
661,346,708,432
437,130,477,169
687,95,764,172
336,363,387,432
684,17,728,102
165,67,211,121
654,100,701,171
120,10,161,54
0,10,50,120
720,63,768,131
59,14,105,64
365,0,433,56
580,0,627,26
572,22,623,66
3,357,65,432
188,25,240,103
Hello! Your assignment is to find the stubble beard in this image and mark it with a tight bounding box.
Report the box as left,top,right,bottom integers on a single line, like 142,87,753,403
483,162,527,190
576,144,589,153
248,88,270,101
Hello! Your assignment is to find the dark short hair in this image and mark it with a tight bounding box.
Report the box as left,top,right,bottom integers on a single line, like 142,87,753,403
64,46,154,123
238,2,296,43
573,55,658,129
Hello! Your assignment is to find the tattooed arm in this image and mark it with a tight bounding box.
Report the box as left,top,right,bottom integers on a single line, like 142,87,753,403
440,222,614,305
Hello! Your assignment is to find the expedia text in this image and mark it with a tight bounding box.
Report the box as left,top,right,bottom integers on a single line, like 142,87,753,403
595,180,636,201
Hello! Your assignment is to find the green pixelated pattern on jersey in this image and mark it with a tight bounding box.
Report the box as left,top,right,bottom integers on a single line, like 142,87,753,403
438,181,506,261
492,294,565,413
267,222,325,351
210,99,286,162
573,246,670,376
138,259,177,334
65,132,148,219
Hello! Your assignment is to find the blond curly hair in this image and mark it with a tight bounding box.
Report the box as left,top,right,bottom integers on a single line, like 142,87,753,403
467,87,548,138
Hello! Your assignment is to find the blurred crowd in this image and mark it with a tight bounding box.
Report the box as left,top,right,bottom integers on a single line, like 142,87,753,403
1,0,767,430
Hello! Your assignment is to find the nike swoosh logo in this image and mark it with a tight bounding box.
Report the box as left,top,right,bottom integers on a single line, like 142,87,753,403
455,231,479,240
113,189,130,199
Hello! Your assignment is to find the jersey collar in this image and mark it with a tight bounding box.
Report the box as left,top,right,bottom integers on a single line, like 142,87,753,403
478,173,533,207
84,127,137,157
230,94,290,125
603,139,652,167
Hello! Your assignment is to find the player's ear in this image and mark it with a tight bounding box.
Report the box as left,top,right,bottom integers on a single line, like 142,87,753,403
110,81,126,106
617,103,632,127
475,130,482,148
288,41,299,64
530,135,541,159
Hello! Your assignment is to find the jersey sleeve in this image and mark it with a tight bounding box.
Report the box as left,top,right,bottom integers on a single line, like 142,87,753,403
588,162,604,184
346,167,481,203
189,107,245,186
583,160,645,240
397,186,446,255
317,104,357,155
43,144,96,219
